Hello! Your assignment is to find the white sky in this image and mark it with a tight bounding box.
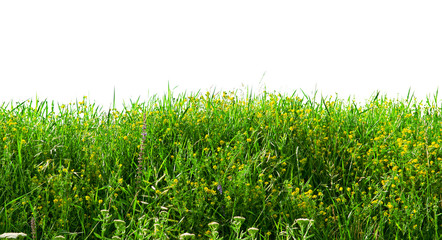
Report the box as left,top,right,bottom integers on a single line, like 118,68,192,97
1,1,441,110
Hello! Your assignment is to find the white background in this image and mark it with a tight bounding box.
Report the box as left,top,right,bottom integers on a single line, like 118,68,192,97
1,1,441,111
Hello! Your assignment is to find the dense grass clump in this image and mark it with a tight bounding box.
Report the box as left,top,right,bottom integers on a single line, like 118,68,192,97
1,88,442,239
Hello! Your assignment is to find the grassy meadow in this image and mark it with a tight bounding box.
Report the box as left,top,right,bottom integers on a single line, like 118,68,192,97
1,88,442,239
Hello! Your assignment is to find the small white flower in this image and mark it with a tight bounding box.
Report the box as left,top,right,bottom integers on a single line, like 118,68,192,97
179,233,195,239
0,233,28,239
208,221,219,231
233,216,246,224
248,227,259,236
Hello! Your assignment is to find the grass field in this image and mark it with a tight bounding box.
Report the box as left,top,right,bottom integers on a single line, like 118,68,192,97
1,88,442,239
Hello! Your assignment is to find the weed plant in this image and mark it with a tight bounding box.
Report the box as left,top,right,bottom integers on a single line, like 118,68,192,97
1,87,442,239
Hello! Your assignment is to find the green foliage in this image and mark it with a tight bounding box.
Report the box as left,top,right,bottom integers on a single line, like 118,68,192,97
1,88,442,239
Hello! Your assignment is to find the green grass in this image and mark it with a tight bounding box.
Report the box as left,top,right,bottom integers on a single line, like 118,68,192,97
1,87,442,239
